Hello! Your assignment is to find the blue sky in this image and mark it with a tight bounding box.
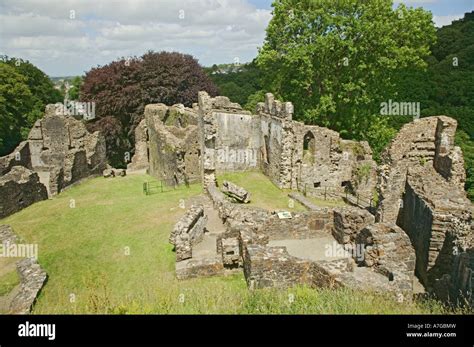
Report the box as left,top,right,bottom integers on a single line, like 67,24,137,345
0,0,472,76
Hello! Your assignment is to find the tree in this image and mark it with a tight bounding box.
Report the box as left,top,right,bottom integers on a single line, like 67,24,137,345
68,76,83,100
80,51,218,167
0,63,34,155
394,11,474,200
208,60,263,106
257,0,436,159
0,57,63,155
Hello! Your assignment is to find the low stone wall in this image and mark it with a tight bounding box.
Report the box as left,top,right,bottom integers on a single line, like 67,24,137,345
176,257,224,280
332,207,375,245
170,205,207,262
243,245,315,289
0,141,31,176
433,249,474,306
258,211,333,241
222,180,251,203
355,223,416,293
9,258,48,314
0,225,47,314
0,166,48,219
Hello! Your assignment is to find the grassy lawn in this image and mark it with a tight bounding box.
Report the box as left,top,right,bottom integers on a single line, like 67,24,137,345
0,173,463,314
217,171,306,211
0,269,20,296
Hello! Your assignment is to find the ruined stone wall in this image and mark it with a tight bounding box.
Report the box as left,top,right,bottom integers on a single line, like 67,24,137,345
0,142,31,176
257,93,295,189
24,104,106,196
214,112,260,172
127,119,149,172
198,92,260,187
376,116,473,299
256,93,376,195
257,211,333,241
398,166,471,287
332,207,375,245
145,104,201,184
0,167,48,219
433,117,466,190
243,245,315,289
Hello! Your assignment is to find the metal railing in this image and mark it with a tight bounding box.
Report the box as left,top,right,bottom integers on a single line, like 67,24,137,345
302,183,377,214
143,175,200,195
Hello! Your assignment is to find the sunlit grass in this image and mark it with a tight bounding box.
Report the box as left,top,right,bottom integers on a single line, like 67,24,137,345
0,173,466,314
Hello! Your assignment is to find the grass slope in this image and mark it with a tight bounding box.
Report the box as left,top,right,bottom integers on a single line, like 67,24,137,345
0,173,462,314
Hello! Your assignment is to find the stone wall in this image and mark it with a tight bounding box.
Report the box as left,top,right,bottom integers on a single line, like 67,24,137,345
257,211,333,241
332,207,375,245
170,205,207,262
145,104,201,184
9,258,48,314
198,92,258,187
376,116,473,301
0,225,47,314
355,223,416,293
0,141,31,176
256,93,377,195
0,166,48,218
127,119,149,172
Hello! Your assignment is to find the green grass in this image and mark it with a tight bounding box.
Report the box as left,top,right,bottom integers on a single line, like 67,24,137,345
0,173,466,314
217,171,306,211
0,269,20,296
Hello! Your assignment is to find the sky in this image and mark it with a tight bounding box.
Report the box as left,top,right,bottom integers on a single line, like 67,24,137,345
0,0,473,77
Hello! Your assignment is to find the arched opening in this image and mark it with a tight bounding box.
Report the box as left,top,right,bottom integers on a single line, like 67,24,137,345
303,131,315,164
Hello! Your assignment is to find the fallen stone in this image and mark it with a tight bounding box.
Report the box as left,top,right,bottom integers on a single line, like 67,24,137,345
222,180,251,203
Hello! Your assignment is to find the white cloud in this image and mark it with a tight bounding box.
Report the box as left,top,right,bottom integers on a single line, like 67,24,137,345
0,0,272,76
432,14,464,27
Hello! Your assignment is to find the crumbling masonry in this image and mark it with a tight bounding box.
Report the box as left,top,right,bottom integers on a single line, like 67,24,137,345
135,92,473,305
0,104,107,218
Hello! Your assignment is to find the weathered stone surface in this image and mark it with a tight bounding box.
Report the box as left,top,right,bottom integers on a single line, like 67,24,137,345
222,180,251,203
332,207,375,245
103,167,126,178
175,256,224,280
0,225,19,245
0,166,48,219
373,115,473,303
220,237,240,267
355,223,416,288
145,104,201,185
127,119,149,172
1,225,47,314
0,104,106,199
170,205,208,262
0,141,31,176
9,258,47,314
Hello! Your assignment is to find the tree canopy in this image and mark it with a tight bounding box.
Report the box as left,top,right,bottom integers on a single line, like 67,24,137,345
0,57,63,156
256,0,436,157
80,51,218,167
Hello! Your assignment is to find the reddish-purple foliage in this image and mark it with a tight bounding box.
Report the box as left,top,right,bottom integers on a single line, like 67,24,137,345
80,51,217,166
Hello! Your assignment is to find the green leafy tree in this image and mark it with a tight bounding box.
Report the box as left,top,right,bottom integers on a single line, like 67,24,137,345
244,90,266,112
0,63,35,155
394,12,474,200
0,56,63,155
68,76,83,100
257,0,436,159
208,60,263,106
